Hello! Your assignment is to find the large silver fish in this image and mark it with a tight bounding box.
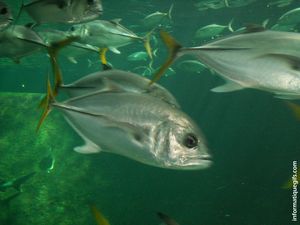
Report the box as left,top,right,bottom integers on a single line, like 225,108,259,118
69,19,152,57
0,25,46,62
152,29,300,99
22,0,103,24
0,1,13,31
42,83,211,170
59,69,180,108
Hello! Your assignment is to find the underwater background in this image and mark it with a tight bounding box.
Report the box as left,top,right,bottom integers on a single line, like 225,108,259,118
0,0,300,224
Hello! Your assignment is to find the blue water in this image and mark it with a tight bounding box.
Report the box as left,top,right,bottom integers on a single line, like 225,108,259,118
0,0,299,224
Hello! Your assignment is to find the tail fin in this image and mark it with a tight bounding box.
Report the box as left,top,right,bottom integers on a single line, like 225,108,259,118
143,29,156,60
47,36,79,95
36,77,55,132
90,204,111,225
12,172,36,192
167,4,174,21
149,30,182,85
228,19,234,32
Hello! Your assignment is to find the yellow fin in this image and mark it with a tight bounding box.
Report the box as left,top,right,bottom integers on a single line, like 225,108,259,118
143,31,153,60
149,30,182,85
286,102,300,121
36,77,54,132
47,36,79,95
100,48,108,65
90,205,110,225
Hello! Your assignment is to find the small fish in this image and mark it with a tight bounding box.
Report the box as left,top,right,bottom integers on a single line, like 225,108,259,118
39,79,212,170
127,51,148,61
277,7,300,26
270,23,296,32
194,20,234,40
151,29,300,99
176,59,207,74
69,19,152,59
21,0,103,24
59,69,180,108
90,205,110,225
141,4,173,29
0,1,13,31
0,172,36,192
157,212,180,225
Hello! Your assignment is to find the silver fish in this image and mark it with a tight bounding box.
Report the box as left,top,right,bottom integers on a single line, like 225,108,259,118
194,20,234,40
48,90,211,170
39,77,210,170
69,19,152,57
127,51,148,61
0,25,46,62
0,1,13,31
59,69,180,108
151,29,300,99
141,4,173,29
22,0,103,24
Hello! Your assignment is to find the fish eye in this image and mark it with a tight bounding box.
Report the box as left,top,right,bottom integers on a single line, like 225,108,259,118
0,7,7,15
183,133,198,148
70,26,75,31
87,0,95,4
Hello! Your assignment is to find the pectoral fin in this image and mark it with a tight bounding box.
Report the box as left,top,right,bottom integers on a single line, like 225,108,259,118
211,81,244,92
74,140,101,154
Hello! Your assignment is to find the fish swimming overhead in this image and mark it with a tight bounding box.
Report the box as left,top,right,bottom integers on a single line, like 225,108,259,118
151,29,300,99
21,0,103,24
141,4,173,29
69,19,152,58
0,25,46,62
40,81,211,170
0,1,13,31
59,69,180,108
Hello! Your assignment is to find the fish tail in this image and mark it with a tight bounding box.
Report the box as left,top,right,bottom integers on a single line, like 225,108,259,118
168,4,174,21
143,28,157,60
47,37,78,95
149,30,182,85
36,77,55,132
228,19,234,32
90,204,110,225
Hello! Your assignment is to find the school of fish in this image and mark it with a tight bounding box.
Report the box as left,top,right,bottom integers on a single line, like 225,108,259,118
0,0,299,172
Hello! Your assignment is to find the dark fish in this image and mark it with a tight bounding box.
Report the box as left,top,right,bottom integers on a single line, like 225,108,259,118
39,154,55,172
0,172,36,192
0,1,13,30
151,29,300,99
22,0,103,24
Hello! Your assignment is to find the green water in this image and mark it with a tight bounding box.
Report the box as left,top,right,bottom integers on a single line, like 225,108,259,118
0,0,299,224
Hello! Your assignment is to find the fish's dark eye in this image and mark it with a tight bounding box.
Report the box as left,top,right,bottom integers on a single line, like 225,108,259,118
0,7,8,15
70,26,75,31
87,0,95,4
183,133,198,148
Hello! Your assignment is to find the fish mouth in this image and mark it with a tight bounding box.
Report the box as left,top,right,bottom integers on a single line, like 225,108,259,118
171,155,213,170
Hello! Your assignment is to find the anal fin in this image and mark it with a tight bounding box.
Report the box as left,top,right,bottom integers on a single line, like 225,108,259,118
211,81,244,93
